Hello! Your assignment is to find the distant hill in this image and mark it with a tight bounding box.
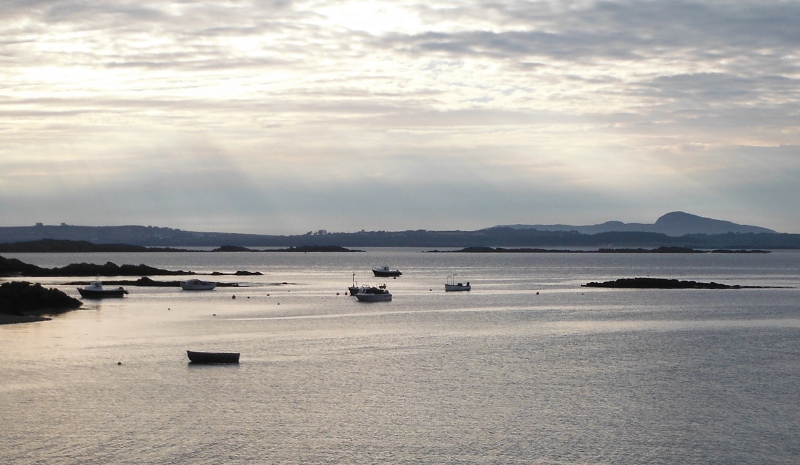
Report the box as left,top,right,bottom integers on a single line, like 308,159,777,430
0,213,796,249
502,211,776,236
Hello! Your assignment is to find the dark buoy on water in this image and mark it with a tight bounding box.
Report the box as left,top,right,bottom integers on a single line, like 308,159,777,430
232,295,236,299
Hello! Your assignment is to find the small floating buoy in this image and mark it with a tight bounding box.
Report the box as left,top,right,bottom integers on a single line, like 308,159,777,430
336,292,340,295
213,313,216,316
232,295,236,299
536,292,539,295
117,361,122,365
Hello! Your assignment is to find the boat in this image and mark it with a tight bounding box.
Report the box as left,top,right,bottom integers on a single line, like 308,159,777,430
354,285,392,302
181,279,216,291
372,266,402,277
348,272,360,295
445,275,471,292
187,350,240,364
77,281,128,298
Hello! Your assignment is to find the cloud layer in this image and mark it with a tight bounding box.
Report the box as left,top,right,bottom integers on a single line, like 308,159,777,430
2,0,799,233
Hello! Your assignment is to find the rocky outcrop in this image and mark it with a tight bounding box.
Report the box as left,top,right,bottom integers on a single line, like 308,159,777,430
0,281,82,318
582,277,746,289
0,255,194,277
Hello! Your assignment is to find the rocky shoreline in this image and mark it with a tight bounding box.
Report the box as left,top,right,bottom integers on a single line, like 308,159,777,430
1,254,261,278
1,254,266,324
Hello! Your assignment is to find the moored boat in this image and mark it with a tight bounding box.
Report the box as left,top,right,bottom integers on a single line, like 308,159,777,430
77,281,128,298
372,266,402,277
186,350,240,364
181,279,216,291
354,285,392,302
348,272,360,295
445,275,471,292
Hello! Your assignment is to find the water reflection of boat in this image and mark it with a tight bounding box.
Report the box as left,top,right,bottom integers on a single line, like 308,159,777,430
373,266,402,277
445,275,471,292
77,281,128,298
187,350,240,364
181,279,216,291
354,285,392,302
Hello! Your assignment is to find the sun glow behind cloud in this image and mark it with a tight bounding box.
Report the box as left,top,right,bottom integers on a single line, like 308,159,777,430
1,0,799,233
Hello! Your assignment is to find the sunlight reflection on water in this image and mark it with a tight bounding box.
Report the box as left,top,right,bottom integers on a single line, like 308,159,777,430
2,250,799,464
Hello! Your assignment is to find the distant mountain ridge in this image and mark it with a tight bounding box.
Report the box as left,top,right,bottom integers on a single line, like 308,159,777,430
0,212,793,249
502,211,775,236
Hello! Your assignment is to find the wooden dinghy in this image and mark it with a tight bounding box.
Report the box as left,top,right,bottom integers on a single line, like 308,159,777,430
187,350,240,364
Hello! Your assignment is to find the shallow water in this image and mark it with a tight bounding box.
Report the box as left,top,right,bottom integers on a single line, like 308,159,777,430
2,249,799,464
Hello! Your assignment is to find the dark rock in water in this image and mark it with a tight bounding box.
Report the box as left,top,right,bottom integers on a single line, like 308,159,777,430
0,239,190,253
0,255,41,276
582,277,741,289
0,281,82,315
597,246,706,253
283,245,363,252
1,254,194,277
212,244,362,252
135,277,181,287
213,245,253,252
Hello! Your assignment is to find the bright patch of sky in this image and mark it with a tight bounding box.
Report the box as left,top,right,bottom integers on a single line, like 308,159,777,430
1,0,799,234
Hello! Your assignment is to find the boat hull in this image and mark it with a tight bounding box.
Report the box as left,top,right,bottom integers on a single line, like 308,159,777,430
77,288,128,298
181,280,216,291
355,293,392,302
187,351,240,364
445,284,471,292
372,269,402,277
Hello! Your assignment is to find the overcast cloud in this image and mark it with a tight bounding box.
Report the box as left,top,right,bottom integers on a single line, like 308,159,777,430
1,0,798,234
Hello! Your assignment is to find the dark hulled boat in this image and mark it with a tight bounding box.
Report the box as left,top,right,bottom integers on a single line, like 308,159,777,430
187,350,240,364
372,266,402,277
77,281,128,298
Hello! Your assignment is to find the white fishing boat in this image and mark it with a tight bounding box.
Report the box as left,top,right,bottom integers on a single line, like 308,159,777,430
445,275,471,292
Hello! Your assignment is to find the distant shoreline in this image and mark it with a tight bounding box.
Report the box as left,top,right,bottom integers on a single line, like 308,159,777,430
426,246,770,254
0,240,362,253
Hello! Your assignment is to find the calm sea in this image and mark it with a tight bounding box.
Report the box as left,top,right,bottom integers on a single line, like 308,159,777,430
2,249,799,464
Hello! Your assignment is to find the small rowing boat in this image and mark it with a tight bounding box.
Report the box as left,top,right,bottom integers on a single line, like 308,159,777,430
186,350,240,364
181,279,216,291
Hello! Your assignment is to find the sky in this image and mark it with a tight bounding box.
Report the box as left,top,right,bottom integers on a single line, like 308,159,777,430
2,0,799,235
